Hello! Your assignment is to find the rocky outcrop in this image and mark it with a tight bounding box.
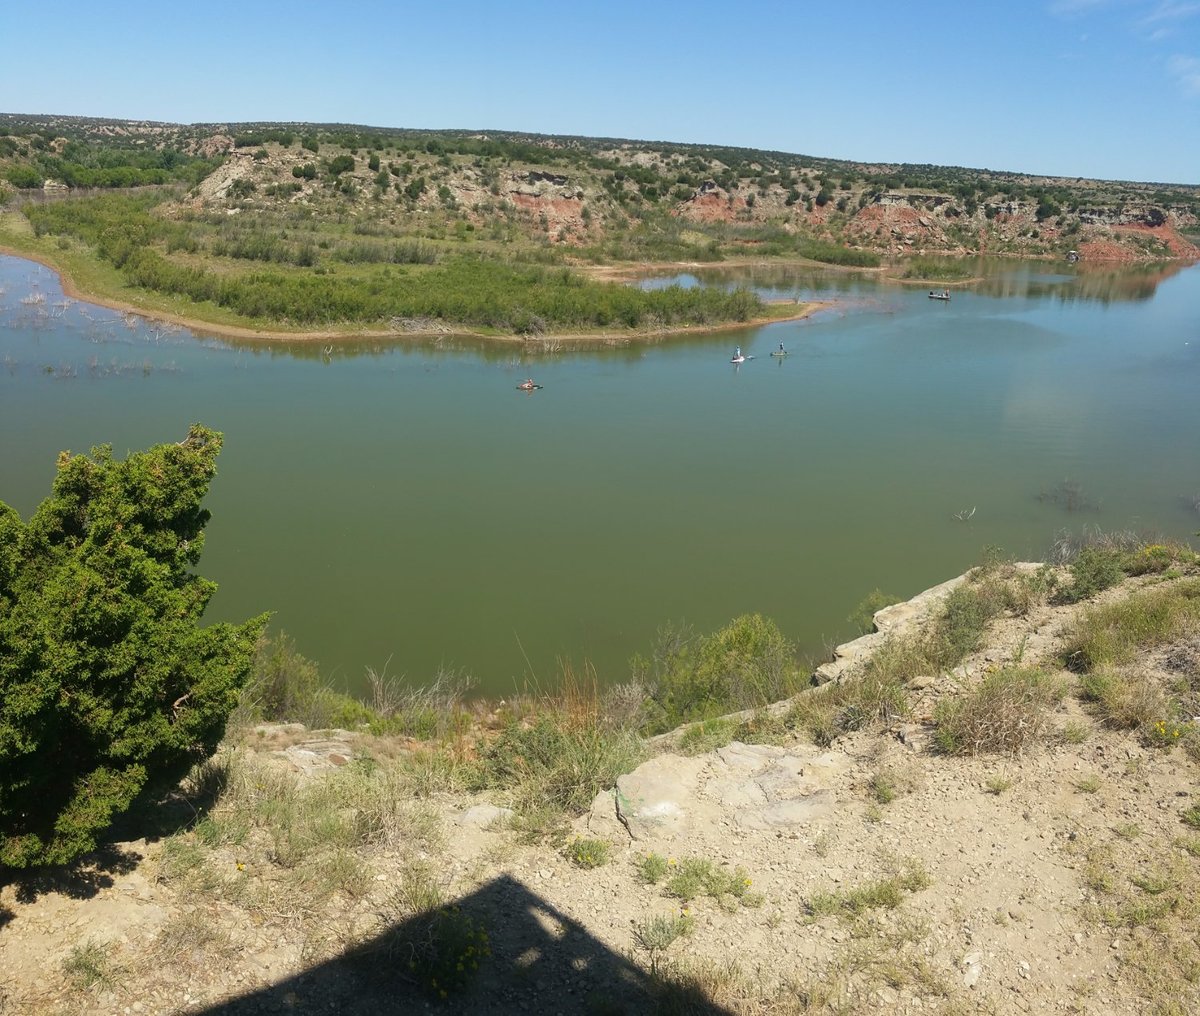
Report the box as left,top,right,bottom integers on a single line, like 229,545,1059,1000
586,741,847,842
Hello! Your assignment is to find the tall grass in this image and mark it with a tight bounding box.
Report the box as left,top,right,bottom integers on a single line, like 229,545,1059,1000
1062,579,1200,671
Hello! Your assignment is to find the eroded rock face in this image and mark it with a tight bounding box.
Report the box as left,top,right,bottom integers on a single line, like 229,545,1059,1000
588,742,847,841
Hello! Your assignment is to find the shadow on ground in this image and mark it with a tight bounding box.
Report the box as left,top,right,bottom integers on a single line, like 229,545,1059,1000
1,767,222,904
196,873,733,1015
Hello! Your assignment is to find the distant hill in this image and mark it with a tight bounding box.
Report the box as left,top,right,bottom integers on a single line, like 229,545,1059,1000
3,113,1197,264
1,114,1197,336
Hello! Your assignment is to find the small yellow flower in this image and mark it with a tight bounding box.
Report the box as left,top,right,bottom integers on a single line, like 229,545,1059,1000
668,858,677,866
236,861,245,871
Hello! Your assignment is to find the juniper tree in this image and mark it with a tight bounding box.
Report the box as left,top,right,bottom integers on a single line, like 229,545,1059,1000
0,425,267,868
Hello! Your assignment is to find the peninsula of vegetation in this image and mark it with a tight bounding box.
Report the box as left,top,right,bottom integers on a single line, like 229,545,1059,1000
1,114,1197,345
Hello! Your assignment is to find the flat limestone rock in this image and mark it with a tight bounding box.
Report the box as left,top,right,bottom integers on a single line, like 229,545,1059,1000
455,804,515,829
704,744,845,831
274,738,353,779
587,743,847,841
613,755,712,841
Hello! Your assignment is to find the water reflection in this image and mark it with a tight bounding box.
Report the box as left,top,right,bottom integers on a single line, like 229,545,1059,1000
640,256,1191,306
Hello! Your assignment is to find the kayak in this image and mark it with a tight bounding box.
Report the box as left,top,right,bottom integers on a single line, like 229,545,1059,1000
516,383,543,391
770,351,789,357
731,356,746,364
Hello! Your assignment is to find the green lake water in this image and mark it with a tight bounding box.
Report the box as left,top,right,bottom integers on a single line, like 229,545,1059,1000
2,255,1198,697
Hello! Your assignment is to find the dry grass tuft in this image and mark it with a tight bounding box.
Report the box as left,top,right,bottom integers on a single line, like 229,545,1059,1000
933,668,1064,756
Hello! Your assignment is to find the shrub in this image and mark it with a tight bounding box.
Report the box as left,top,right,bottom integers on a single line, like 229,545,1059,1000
638,615,800,732
933,668,1063,756
1057,547,1124,604
847,589,901,635
0,426,268,867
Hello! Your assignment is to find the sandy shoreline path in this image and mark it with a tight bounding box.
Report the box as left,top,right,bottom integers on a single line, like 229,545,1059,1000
0,244,829,348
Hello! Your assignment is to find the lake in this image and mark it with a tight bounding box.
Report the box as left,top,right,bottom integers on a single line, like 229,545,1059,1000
2,254,1197,697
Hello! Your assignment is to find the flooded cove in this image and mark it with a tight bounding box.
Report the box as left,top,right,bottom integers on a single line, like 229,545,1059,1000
2,254,1198,696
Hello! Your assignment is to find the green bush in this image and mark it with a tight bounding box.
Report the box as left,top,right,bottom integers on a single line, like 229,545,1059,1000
1058,546,1124,603
847,589,900,635
638,614,800,732
0,426,268,867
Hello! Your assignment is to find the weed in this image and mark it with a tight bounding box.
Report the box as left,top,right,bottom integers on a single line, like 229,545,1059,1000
638,853,670,884
1075,774,1102,794
804,859,930,919
984,776,1013,795
633,912,695,957
677,717,737,755
1114,822,1142,841
1147,718,1191,748
663,857,757,907
934,667,1063,755
1061,719,1091,744
869,772,897,804
478,694,645,823
566,837,611,869
1080,670,1170,731
1123,544,1176,576
384,903,490,999
1182,806,1200,830
62,941,115,990
1131,870,1176,895
1057,546,1124,603
788,668,908,746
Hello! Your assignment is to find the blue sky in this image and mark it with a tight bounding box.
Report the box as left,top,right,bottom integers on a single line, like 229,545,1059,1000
2,0,1196,183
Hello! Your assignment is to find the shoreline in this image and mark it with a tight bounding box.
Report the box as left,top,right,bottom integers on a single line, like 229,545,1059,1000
0,244,828,347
